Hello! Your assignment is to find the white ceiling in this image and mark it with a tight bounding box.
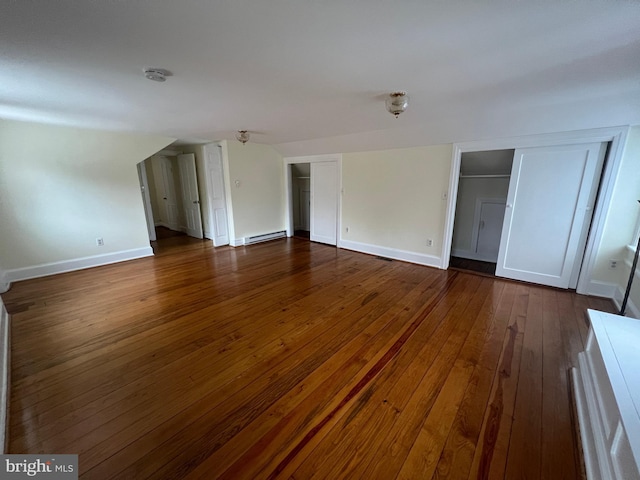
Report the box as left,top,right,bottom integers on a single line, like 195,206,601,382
1,1,639,155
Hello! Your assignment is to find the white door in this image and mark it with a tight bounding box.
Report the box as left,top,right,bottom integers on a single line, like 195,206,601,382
496,143,606,288
310,162,338,245
177,153,204,239
205,145,230,246
474,201,505,261
156,156,180,231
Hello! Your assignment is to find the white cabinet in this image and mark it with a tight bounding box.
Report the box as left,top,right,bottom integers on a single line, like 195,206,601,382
572,310,640,480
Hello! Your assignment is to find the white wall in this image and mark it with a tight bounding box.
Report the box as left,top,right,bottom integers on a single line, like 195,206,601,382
222,140,285,242
341,145,452,266
452,177,510,254
0,119,173,283
591,126,640,316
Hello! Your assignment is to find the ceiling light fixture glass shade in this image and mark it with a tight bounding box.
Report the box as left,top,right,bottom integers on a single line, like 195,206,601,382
236,130,250,144
386,91,409,118
143,68,171,82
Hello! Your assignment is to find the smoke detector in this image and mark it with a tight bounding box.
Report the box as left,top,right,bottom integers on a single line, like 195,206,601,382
143,68,171,82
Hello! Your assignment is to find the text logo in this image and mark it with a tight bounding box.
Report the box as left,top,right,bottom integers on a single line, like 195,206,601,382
1,455,77,479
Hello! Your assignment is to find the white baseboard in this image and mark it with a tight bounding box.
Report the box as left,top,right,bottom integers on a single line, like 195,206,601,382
451,248,498,263
230,238,244,247
585,280,618,299
3,247,154,284
581,280,638,319
339,239,442,269
612,286,640,319
204,230,213,240
0,297,10,452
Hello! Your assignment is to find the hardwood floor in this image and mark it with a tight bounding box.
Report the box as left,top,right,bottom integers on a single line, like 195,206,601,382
1,237,615,479
449,256,497,276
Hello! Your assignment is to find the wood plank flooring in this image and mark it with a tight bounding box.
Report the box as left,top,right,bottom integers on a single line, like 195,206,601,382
1,236,615,479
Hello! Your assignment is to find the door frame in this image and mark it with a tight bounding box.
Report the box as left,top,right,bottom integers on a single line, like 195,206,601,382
283,154,342,242
137,161,157,242
442,126,629,295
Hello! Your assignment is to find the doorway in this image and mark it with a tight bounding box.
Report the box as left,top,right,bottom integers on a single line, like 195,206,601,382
291,163,311,239
450,150,513,276
285,155,341,246
443,129,628,294
139,152,204,241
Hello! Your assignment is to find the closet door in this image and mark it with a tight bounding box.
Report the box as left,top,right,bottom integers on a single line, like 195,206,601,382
310,162,338,245
204,145,230,246
496,143,606,288
177,153,204,239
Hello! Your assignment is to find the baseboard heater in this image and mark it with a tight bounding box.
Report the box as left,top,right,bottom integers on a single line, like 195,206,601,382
244,231,286,245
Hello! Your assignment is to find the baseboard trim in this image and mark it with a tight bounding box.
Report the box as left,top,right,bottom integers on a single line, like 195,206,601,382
0,298,10,453
3,247,154,284
339,239,442,269
612,286,640,319
584,280,617,299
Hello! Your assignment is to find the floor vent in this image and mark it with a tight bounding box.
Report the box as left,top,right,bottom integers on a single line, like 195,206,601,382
244,231,286,245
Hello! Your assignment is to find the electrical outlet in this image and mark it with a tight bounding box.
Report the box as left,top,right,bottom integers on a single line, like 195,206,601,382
96,237,104,246
609,259,618,269
426,238,433,247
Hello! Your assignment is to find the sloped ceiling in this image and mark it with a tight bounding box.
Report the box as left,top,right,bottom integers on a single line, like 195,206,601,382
1,1,639,155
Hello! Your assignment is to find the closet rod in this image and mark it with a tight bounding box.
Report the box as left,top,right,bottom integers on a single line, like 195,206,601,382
459,174,510,179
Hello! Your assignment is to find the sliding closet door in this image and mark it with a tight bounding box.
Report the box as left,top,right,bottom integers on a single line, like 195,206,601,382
310,162,338,245
496,143,606,288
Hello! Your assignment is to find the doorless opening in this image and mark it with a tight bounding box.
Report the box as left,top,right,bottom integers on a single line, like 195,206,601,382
290,163,311,239
450,149,514,276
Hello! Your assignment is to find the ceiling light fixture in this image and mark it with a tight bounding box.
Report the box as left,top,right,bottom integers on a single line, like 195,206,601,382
236,130,250,144
385,91,409,118
143,68,171,82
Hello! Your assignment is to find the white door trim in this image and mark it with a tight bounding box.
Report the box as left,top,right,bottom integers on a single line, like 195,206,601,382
283,154,342,241
137,161,156,242
442,126,630,295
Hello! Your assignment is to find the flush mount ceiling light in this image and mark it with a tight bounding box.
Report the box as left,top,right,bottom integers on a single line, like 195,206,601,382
143,67,171,82
385,91,409,118
236,130,250,144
